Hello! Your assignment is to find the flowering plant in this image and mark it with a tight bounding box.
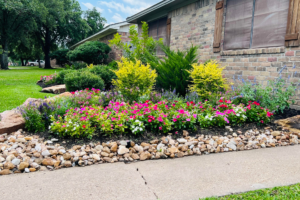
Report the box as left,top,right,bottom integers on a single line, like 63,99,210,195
40,73,57,85
49,98,273,138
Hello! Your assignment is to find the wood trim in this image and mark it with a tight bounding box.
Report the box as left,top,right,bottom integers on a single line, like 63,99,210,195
213,42,220,48
167,18,171,46
285,33,299,40
213,0,224,53
216,1,223,10
167,18,171,25
286,0,300,46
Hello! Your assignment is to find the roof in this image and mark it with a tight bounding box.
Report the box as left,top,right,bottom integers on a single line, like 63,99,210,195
70,21,131,49
126,0,199,23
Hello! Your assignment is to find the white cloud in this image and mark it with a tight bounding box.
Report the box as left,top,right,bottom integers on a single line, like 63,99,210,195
82,2,104,13
99,1,146,15
108,9,112,13
112,13,124,22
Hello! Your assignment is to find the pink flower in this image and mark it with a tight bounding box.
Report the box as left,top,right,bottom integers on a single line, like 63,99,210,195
179,109,185,114
193,114,197,118
159,127,162,130
148,119,152,123
261,120,264,123
173,118,177,122
62,125,66,127
186,118,190,122
176,115,180,118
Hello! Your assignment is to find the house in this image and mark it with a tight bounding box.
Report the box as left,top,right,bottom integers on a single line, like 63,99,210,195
70,21,134,62
127,0,300,107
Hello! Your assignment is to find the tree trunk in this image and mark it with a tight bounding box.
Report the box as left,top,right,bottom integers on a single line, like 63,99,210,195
21,58,25,66
25,59,28,66
0,38,9,70
38,59,42,68
44,28,52,69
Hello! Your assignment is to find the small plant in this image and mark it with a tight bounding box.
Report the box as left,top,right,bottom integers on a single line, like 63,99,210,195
64,71,104,92
112,58,157,102
40,73,57,85
188,60,228,99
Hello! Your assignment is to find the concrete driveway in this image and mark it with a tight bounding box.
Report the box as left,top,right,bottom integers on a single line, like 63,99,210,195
1,145,300,200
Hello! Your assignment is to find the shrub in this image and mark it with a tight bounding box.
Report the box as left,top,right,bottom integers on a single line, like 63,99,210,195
188,60,228,99
145,45,198,96
232,69,299,112
65,62,87,70
109,22,162,64
108,60,118,69
40,73,57,85
50,49,70,67
112,58,157,101
55,69,74,84
67,41,111,64
64,71,104,92
19,101,55,133
89,65,117,89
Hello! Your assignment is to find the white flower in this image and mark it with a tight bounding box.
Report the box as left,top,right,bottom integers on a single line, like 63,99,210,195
139,128,142,131
236,113,240,117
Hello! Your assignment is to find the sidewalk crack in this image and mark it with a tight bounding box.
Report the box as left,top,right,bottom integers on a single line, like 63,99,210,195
136,168,158,199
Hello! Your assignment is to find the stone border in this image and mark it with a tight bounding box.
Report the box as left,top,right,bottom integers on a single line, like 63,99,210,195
0,123,299,175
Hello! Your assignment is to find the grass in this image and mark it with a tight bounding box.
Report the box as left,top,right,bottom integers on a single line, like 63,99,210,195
201,184,300,200
0,66,63,112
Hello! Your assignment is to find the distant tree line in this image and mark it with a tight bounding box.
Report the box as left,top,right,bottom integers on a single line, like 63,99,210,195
0,0,106,69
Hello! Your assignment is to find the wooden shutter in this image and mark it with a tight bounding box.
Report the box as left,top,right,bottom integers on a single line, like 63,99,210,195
213,0,224,53
285,0,300,46
167,18,171,46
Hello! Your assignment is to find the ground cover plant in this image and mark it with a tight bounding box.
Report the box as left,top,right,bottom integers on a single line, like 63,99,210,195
201,183,300,200
0,66,62,112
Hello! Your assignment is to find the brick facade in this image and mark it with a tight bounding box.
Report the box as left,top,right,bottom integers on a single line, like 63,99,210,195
98,32,131,62
164,0,300,108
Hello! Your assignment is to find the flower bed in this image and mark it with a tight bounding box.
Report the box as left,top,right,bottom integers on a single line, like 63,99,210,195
47,89,273,139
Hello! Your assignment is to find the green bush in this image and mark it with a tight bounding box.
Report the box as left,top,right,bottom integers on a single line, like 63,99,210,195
56,69,74,84
67,41,111,64
65,62,87,70
65,71,104,92
145,44,198,96
89,65,117,89
50,49,70,67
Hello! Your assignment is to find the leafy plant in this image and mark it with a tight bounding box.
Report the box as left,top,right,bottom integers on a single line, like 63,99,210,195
89,65,117,89
232,67,299,112
109,22,162,64
112,58,157,102
188,60,228,99
55,69,74,84
64,70,104,92
50,49,70,67
67,41,111,64
145,44,198,96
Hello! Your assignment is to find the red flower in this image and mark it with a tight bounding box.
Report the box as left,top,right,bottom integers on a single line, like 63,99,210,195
219,99,224,103
71,92,75,94
261,120,264,124
85,88,89,91
145,100,149,103
82,125,86,128
253,101,260,106
148,119,152,123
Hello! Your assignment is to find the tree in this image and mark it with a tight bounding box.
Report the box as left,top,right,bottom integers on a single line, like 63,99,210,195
0,0,40,69
67,41,111,64
83,7,106,38
34,0,90,69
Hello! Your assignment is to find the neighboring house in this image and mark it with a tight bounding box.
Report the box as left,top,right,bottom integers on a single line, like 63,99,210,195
70,21,133,62
127,0,300,108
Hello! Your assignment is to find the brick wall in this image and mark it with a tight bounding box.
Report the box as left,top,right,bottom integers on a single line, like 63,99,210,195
98,32,131,62
167,0,300,108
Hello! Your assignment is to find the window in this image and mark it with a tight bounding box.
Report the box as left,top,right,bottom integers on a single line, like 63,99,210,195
224,0,289,50
148,17,168,55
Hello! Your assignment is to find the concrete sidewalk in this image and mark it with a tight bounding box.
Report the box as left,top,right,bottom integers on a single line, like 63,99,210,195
1,146,300,200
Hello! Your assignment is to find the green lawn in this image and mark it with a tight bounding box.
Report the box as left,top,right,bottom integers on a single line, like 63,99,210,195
0,66,63,112
201,184,300,200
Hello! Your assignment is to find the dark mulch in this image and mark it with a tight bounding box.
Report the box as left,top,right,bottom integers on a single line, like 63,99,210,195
25,108,299,149
36,80,59,89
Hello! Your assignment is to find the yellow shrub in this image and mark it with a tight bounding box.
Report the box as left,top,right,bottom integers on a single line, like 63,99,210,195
188,60,228,98
112,58,157,101
87,64,94,69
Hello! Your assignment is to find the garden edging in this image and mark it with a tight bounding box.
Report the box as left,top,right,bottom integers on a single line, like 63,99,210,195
0,123,299,176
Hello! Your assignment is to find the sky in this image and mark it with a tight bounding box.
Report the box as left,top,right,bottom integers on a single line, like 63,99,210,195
79,0,161,26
